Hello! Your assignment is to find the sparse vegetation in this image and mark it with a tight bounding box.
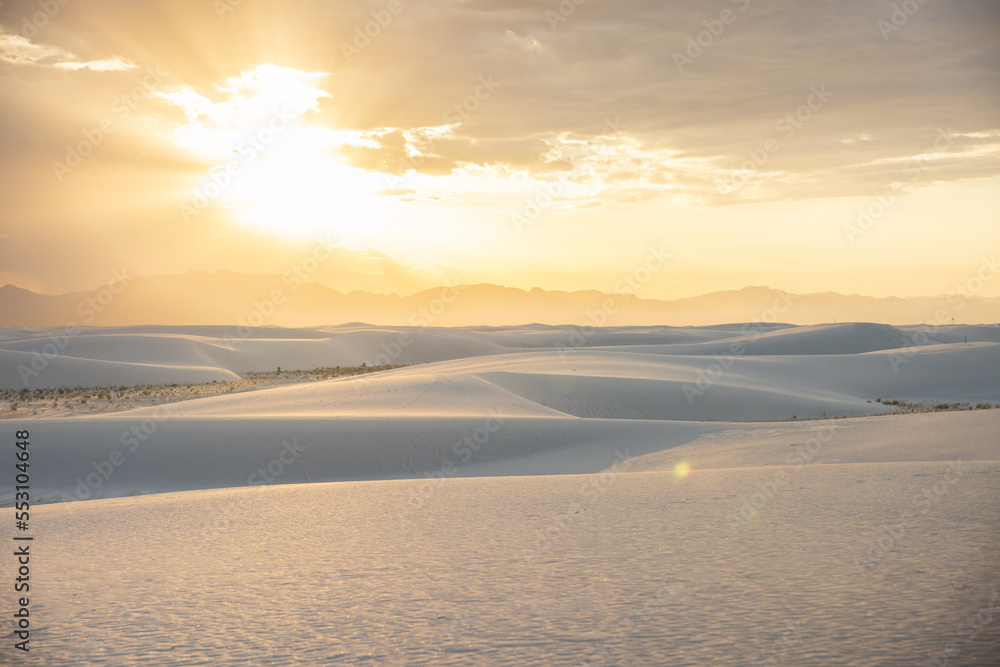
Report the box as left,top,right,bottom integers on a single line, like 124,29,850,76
1,366,991,422
0,363,411,419
779,398,998,422
872,399,997,415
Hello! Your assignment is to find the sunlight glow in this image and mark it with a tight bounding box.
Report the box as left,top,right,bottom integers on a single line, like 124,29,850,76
220,126,396,237
163,64,402,238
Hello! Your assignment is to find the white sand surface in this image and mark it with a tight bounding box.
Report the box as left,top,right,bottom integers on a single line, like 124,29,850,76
2,322,998,664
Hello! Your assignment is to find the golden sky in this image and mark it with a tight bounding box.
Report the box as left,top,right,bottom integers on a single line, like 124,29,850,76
0,0,998,299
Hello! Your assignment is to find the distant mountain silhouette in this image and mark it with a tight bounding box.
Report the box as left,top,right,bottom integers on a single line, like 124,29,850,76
1,272,998,326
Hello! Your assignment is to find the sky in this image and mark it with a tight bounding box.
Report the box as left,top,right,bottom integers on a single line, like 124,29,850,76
0,0,998,299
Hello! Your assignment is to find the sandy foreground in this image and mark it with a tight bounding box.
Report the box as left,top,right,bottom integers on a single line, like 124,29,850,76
1,322,998,665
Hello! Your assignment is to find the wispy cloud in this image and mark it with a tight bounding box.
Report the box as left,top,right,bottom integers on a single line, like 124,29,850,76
0,31,136,71
54,57,137,72
155,64,331,155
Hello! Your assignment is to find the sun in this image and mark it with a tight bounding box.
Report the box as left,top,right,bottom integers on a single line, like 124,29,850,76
218,125,393,238
164,64,396,239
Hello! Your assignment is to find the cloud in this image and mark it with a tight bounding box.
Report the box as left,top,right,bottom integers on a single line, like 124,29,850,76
1,0,998,300
159,65,331,126
392,1,999,196
7,0,997,205
54,57,137,72
0,30,136,71
155,64,332,157
0,31,65,66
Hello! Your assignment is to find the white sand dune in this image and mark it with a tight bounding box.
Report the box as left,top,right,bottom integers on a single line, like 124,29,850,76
0,321,831,390
24,457,998,666
112,336,1000,424
0,347,241,389
19,408,1000,665
0,325,513,389
3,322,998,664
3,322,999,503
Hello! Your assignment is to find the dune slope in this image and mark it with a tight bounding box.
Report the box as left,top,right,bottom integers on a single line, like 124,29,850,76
4,322,998,665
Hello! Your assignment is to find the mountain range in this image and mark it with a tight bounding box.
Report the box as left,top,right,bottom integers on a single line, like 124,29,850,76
1,271,998,327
